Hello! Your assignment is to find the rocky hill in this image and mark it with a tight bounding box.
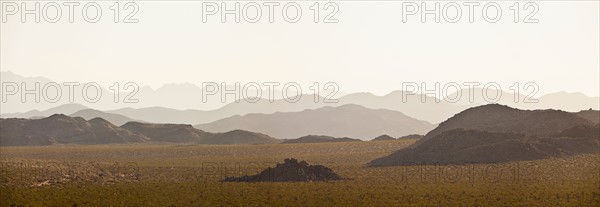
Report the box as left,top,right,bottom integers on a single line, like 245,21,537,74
414,104,593,148
369,105,599,166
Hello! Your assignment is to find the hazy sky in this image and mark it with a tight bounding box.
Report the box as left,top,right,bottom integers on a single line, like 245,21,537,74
1,1,599,96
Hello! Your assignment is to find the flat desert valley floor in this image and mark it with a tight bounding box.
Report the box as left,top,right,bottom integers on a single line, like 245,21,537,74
1,140,599,206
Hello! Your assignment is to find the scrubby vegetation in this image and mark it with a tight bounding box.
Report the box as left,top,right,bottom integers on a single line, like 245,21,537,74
1,140,599,206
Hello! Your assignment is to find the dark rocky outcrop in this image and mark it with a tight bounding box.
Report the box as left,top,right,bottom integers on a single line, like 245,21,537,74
223,158,342,182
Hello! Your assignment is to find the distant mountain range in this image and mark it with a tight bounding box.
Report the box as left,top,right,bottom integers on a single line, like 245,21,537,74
369,105,600,166
3,71,599,125
105,95,328,124
1,104,88,119
195,104,435,140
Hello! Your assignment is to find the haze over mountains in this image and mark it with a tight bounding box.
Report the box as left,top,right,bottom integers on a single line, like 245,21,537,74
2,71,599,149
369,105,600,166
2,71,599,125
2,103,599,168
105,95,329,124
195,104,434,140
0,71,286,114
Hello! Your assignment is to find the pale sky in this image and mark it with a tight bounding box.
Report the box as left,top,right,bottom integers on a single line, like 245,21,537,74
1,1,599,96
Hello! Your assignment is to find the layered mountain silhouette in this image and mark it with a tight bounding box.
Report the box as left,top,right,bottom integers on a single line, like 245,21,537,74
369,104,600,166
71,109,140,126
0,71,238,114
0,115,279,146
1,104,88,119
281,135,361,144
105,95,329,124
4,72,598,125
336,91,466,123
195,104,435,140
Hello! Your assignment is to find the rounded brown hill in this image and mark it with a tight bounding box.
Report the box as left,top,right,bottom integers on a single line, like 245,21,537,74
413,104,594,148
369,104,599,166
